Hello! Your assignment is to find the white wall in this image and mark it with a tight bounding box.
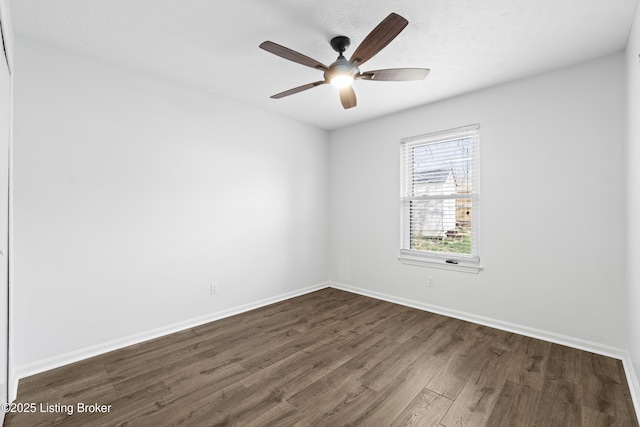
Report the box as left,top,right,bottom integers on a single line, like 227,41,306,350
330,53,627,349
12,36,329,371
627,2,640,396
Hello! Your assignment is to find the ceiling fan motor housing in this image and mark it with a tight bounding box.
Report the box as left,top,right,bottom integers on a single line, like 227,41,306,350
326,36,359,83
325,55,359,83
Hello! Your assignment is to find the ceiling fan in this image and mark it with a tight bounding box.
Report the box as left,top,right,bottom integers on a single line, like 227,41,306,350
259,13,430,109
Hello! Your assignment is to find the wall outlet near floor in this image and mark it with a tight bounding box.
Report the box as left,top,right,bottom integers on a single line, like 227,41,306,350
427,276,434,288
210,282,218,295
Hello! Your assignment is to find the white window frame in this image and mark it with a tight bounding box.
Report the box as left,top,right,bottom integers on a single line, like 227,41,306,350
399,124,481,273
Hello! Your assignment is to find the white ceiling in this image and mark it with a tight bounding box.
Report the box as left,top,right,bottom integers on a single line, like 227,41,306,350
10,0,639,130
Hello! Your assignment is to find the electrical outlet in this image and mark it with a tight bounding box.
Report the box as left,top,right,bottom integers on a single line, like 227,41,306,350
427,276,434,288
210,282,218,295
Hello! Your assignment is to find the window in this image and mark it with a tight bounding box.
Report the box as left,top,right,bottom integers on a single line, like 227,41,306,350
399,124,481,273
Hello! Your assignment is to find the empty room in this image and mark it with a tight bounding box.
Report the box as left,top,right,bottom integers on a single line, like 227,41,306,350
0,0,639,425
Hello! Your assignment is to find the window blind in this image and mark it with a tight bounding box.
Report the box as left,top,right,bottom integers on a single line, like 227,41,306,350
400,124,480,262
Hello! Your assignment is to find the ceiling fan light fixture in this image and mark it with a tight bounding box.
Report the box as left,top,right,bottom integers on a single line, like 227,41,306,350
326,54,358,88
330,73,354,88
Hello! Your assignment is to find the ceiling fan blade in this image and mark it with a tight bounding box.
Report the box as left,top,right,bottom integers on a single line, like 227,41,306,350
271,81,326,99
340,86,357,109
359,68,430,81
349,13,408,66
260,41,329,71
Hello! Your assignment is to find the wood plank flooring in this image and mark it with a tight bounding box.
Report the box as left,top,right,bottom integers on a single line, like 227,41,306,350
5,288,639,426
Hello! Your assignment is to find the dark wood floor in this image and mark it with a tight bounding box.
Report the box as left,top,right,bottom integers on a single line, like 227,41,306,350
5,288,639,426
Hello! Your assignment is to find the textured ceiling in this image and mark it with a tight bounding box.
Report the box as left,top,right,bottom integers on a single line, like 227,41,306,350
10,0,639,130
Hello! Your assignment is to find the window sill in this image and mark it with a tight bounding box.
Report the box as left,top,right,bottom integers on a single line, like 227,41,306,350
398,251,482,274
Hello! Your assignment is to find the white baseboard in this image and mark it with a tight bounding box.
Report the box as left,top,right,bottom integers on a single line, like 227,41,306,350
16,283,329,381
329,282,627,359
622,354,640,419
9,373,17,403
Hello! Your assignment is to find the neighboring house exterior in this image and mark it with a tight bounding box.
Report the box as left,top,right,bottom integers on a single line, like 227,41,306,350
411,168,457,238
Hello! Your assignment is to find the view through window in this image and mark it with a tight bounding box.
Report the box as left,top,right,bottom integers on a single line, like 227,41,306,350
400,125,479,263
